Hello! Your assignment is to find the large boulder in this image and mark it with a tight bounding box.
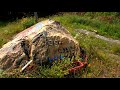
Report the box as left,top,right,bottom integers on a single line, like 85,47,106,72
0,19,80,71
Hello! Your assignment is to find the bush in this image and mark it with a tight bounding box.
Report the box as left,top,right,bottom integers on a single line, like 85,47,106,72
21,17,36,29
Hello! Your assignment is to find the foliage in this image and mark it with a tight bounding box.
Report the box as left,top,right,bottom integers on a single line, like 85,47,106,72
0,12,120,78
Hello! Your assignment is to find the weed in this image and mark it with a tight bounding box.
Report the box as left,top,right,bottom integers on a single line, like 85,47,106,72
0,12,120,78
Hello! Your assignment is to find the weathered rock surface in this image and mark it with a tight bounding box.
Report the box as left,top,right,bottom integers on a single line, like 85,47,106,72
0,19,80,71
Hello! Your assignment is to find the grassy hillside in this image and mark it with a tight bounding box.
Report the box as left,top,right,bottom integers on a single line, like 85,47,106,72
51,12,120,39
0,12,120,78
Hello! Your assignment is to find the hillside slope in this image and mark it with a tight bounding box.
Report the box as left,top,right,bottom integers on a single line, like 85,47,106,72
0,12,120,78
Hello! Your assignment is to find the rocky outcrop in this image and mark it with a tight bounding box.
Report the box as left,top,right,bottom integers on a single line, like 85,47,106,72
0,19,80,71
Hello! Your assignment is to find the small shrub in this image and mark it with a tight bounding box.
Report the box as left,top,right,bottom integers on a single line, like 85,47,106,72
21,17,36,29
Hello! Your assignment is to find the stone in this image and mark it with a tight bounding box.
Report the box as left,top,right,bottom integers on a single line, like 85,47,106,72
0,19,80,71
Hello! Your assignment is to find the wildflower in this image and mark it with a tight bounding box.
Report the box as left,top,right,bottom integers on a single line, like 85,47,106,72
88,64,91,67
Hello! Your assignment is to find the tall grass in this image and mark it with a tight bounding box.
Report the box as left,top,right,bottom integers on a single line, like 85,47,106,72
0,17,36,48
0,12,120,78
51,12,120,39
75,33,120,77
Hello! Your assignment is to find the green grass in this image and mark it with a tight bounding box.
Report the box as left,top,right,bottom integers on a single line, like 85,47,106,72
75,33,120,77
0,58,74,78
0,17,36,48
50,12,120,39
0,12,120,78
